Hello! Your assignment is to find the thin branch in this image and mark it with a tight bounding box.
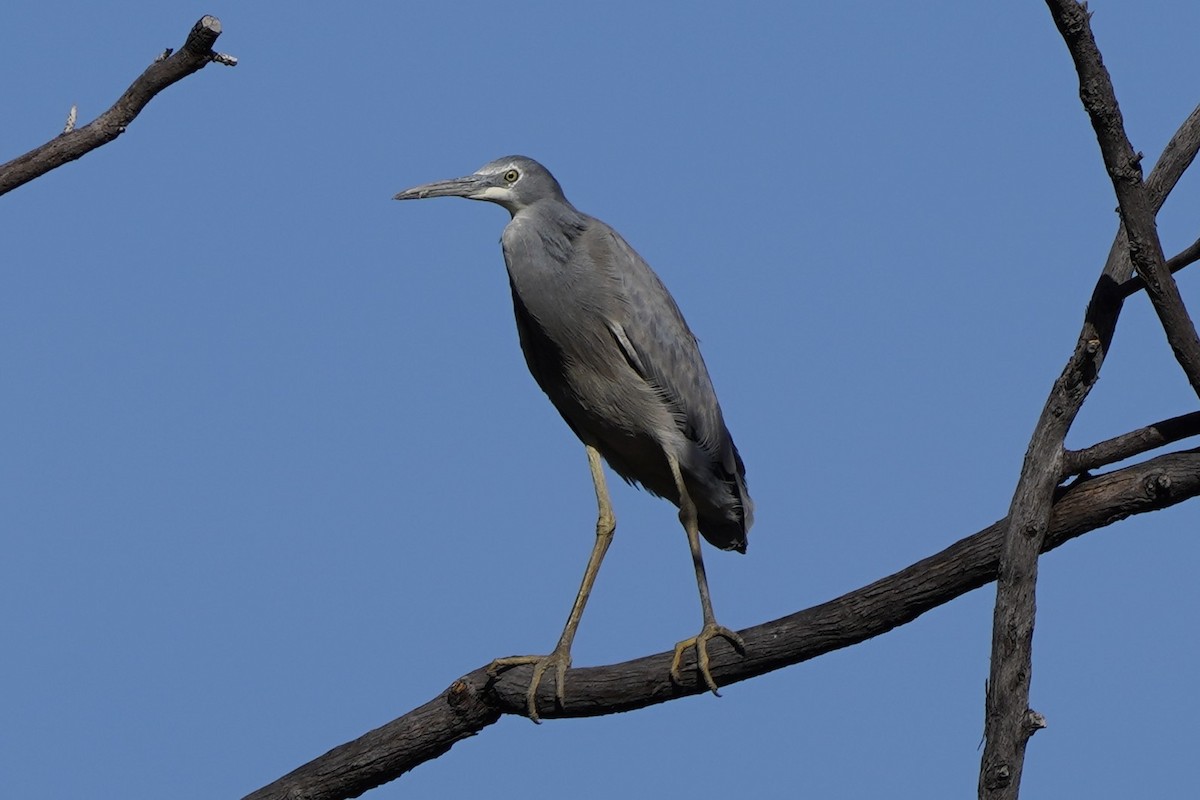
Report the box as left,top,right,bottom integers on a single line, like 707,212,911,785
242,450,1200,800
1063,410,1200,476
0,16,235,197
981,12,1200,795
1140,103,1200,220
1166,238,1200,275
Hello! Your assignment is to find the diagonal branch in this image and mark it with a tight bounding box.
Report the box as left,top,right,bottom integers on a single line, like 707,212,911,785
1099,101,1200,288
1064,410,1200,476
0,15,236,197
980,12,1200,796
1049,2,1200,398
242,450,1200,800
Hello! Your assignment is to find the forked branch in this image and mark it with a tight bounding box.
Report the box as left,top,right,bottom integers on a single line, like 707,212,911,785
1048,1,1200,397
981,5,1200,798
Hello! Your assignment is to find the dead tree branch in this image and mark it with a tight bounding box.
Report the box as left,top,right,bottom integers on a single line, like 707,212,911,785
1048,1,1200,397
243,449,1200,800
1064,411,1200,476
981,6,1200,798
0,15,235,197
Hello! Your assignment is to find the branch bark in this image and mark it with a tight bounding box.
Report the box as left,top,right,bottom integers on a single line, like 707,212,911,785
0,15,235,197
243,449,1200,800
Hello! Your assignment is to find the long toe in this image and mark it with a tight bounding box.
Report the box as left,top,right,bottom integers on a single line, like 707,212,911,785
671,623,745,694
488,650,572,722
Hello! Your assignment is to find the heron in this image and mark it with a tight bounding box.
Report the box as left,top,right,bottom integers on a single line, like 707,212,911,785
393,156,753,721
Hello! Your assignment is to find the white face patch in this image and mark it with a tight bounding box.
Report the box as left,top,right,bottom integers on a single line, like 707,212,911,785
474,185,515,202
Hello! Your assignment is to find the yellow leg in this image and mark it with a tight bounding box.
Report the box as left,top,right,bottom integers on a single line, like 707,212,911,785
666,453,745,694
488,444,616,722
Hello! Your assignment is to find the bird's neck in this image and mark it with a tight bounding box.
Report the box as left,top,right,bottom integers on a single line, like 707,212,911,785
508,202,589,265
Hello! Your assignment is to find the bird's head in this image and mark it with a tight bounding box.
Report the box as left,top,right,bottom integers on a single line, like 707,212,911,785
393,155,566,216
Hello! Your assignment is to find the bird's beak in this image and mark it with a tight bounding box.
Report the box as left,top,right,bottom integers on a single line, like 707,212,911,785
393,174,486,201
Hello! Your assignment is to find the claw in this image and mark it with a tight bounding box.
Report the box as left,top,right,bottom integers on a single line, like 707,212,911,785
488,649,571,723
670,623,745,694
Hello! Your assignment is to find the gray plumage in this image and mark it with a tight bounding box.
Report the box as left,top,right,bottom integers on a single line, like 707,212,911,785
395,155,752,550
394,155,752,719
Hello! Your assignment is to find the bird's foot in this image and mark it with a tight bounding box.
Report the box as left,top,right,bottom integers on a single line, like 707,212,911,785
670,622,745,695
487,648,571,723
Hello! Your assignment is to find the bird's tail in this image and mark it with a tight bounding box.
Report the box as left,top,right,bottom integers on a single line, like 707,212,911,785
696,448,752,553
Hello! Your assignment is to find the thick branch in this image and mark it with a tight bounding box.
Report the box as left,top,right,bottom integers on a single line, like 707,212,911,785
0,16,235,197
1064,410,1200,476
981,400,1067,800
242,450,1200,800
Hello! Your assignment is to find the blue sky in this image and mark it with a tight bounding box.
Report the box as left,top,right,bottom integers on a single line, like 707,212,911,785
3,2,1198,798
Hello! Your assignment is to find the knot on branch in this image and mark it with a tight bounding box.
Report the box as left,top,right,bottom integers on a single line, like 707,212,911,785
444,674,495,721
1143,472,1173,498
1024,709,1048,735
447,679,471,708
1110,158,1146,184
983,762,1012,790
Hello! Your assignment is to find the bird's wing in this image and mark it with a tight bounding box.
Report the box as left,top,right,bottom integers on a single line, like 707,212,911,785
590,224,734,463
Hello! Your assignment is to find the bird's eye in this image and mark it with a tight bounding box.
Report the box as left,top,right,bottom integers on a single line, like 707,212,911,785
504,169,519,183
